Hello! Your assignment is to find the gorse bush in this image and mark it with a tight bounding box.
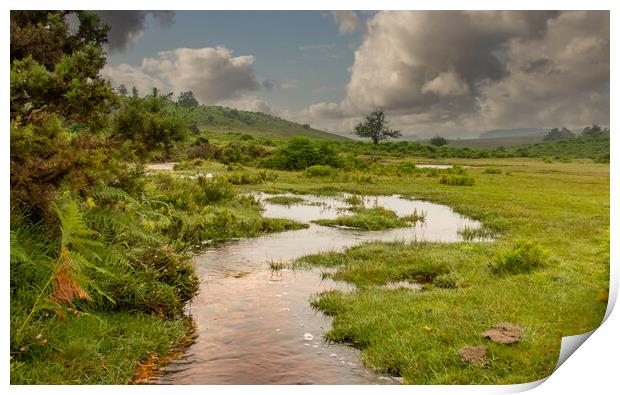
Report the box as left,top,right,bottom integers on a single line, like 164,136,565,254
113,90,190,159
489,240,548,275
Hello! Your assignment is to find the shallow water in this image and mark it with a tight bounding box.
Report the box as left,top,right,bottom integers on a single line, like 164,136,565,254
415,164,453,169
155,193,481,384
145,162,178,171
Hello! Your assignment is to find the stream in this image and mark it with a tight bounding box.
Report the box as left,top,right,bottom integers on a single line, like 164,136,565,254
151,192,482,384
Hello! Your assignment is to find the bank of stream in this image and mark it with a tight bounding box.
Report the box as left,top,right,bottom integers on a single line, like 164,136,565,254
138,189,484,384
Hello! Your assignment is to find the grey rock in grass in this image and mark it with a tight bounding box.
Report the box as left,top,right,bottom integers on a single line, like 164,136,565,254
483,322,523,344
458,345,488,365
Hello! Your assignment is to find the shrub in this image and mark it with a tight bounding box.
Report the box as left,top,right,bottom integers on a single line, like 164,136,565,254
196,176,235,204
483,168,502,174
305,165,335,177
133,245,198,305
261,137,342,170
489,240,548,275
439,174,475,186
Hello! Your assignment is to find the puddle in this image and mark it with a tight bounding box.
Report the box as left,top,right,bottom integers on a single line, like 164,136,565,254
145,162,178,171
155,193,482,384
415,164,453,169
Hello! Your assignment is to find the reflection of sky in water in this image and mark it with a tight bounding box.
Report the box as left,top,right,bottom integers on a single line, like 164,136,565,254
157,193,480,384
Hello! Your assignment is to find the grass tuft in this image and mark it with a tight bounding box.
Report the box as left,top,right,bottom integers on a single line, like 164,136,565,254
489,240,548,275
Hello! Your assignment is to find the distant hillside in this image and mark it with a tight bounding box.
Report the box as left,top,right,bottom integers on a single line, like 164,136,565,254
479,128,548,139
448,135,544,149
192,105,350,141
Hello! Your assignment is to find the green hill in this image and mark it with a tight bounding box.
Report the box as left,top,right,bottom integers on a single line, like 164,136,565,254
191,105,350,141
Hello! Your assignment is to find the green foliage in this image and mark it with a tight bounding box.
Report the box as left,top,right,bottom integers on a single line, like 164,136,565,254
483,168,502,174
543,127,575,141
225,170,277,185
113,91,190,158
177,91,199,108
313,206,421,231
264,196,305,206
305,164,336,177
432,272,462,289
429,136,448,146
10,117,131,216
439,174,475,186
10,11,115,128
353,110,401,144
489,240,548,275
581,124,608,139
262,137,343,170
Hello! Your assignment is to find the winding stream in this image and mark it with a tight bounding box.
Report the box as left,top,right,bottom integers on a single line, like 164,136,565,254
153,192,481,384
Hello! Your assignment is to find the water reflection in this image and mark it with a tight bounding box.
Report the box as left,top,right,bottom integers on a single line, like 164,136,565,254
155,193,481,384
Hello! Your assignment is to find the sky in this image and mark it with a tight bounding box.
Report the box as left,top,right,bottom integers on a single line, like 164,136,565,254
98,10,610,138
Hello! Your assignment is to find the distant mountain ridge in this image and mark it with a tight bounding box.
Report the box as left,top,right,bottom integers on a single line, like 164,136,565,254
479,128,549,139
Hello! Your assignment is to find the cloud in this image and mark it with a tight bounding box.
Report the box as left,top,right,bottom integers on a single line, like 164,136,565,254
331,11,362,34
103,47,261,104
101,63,168,95
421,71,470,96
304,11,609,137
95,11,174,53
219,95,273,114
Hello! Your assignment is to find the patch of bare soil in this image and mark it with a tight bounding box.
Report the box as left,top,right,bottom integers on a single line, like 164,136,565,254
458,345,488,365
482,322,523,344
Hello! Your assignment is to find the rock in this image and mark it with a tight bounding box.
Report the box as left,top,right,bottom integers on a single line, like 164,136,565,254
303,333,314,341
482,322,523,344
458,345,488,365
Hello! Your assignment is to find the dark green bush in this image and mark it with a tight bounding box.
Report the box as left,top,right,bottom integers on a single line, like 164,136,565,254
261,137,342,170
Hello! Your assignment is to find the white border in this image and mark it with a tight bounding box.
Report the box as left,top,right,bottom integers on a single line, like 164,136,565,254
2,1,616,394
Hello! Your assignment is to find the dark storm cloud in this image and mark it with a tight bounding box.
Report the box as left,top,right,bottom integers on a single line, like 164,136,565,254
306,11,609,136
95,11,175,53
521,57,555,74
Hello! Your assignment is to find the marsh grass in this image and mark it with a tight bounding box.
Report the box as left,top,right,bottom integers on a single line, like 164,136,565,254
458,225,496,241
282,159,608,384
268,259,286,272
343,194,364,207
439,174,475,186
312,206,415,230
489,240,548,275
264,195,305,206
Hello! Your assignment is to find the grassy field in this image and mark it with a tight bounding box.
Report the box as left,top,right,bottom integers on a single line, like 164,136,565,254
174,155,609,384
12,148,609,385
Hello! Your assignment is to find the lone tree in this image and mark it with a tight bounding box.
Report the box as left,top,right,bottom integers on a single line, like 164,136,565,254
429,135,448,146
353,110,401,144
177,91,199,107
